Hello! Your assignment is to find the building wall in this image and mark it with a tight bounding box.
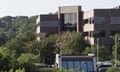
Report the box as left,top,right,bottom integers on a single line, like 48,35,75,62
83,9,120,47
58,6,83,32
36,14,58,41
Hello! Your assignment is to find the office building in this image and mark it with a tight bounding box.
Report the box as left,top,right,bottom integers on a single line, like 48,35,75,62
36,5,120,49
36,14,58,41
83,8,120,48
58,6,83,32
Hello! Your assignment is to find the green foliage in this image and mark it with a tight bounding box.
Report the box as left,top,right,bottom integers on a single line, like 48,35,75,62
60,32,86,55
83,45,110,60
112,34,120,63
15,68,25,72
53,68,74,72
9,68,25,72
20,30,36,42
106,66,120,72
0,47,16,72
17,53,39,72
39,34,57,64
0,16,37,45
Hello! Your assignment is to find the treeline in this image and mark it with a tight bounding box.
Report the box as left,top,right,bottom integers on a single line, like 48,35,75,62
0,16,37,46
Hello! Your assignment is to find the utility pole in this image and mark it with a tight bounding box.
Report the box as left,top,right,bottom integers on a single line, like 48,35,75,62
114,35,117,67
97,38,99,62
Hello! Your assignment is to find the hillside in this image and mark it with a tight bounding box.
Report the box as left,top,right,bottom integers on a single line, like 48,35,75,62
0,16,37,46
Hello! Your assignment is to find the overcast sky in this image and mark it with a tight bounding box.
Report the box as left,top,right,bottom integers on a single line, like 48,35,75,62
0,0,119,17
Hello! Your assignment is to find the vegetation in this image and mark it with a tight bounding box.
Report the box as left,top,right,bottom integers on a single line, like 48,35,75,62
83,45,111,61
112,34,120,64
106,66,120,72
0,15,120,71
53,68,74,72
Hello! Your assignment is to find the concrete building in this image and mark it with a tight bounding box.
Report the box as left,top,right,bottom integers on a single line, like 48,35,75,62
36,14,58,41
58,6,83,32
83,8,120,48
36,5,120,49
36,6,83,41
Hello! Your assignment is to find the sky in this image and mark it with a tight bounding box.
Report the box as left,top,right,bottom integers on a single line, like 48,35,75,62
0,0,120,17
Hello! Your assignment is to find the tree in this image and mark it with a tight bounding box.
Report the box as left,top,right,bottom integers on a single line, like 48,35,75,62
0,32,8,46
39,34,57,64
83,45,110,61
17,53,39,72
0,47,16,72
57,32,86,55
112,33,120,64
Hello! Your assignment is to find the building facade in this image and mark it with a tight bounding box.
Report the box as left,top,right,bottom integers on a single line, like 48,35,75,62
36,6,83,41
83,8,120,48
58,6,83,32
36,14,58,41
36,5,120,49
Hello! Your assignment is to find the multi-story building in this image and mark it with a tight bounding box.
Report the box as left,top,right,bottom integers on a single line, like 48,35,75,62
83,8,120,49
36,14,58,41
58,6,83,32
36,5,120,49
36,6,83,41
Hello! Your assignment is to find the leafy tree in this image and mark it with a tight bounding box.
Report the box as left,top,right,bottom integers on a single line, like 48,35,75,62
112,33,120,64
0,32,8,46
0,16,37,46
39,34,57,64
83,45,110,61
57,32,86,55
0,47,16,72
17,53,39,72
20,30,36,42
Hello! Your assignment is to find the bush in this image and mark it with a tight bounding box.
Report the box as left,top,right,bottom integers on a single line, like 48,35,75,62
106,66,120,72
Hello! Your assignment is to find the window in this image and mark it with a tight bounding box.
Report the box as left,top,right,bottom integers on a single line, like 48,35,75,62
40,21,58,27
62,61,68,69
64,13,77,31
110,31,120,36
83,32,89,36
111,17,120,24
94,31,105,37
84,17,94,24
68,61,74,69
87,61,94,72
84,19,89,24
94,17,105,24
62,60,95,72
81,61,88,72
74,61,81,71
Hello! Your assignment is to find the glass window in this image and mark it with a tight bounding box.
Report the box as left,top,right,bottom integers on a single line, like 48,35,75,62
94,17,105,24
64,13,77,31
81,61,88,72
111,17,120,24
62,61,68,69
74,61,81,71
94,31,105,37
68,61,74,69
110,31,120,36
87,61,94,71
